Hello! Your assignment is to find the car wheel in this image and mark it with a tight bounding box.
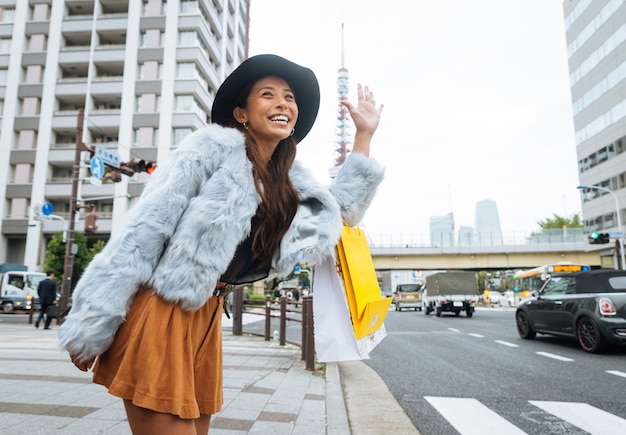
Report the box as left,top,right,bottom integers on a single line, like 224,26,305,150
2,303,13,313
577,316,605,353
516,310,536,339
466,310,473,318
435,307,442,317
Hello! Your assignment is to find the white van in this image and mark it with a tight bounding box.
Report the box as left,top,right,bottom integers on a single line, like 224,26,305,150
0,270,47,313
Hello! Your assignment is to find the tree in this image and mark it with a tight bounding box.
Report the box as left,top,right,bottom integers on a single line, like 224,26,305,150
537,213,582,230
43,232,104,290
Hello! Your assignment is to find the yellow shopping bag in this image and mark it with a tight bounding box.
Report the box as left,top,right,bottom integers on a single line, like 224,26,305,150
336,224,393,340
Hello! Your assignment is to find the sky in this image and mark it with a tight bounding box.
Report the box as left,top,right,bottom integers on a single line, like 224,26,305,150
247,0,581,241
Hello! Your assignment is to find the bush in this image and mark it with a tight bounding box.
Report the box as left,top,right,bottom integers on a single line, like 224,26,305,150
246,293,266,306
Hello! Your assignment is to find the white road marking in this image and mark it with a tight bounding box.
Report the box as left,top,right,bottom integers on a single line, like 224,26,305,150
448,328,460,333
425,396,527,435
495,340,519,347
535,351,574,362
468,333,484,338
606,370,626,378
530,401,626,435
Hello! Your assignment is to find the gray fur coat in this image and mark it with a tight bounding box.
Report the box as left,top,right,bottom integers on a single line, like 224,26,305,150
58,124,384,362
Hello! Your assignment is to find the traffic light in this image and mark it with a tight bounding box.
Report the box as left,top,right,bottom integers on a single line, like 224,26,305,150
129,159,157,174
84,212,99,233
588,232,610,244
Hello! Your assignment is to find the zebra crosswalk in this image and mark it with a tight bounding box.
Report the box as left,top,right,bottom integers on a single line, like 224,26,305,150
425,396,626,435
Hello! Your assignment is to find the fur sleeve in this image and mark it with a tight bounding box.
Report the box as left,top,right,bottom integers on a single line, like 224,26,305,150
330,152,385,226
58,125,244,362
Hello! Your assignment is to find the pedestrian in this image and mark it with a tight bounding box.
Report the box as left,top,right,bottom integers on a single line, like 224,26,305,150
294,286,301,308
59,53,384,434
35,270,57,330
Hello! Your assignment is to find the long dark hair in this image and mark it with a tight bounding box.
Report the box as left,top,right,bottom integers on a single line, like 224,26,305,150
229,82,299,269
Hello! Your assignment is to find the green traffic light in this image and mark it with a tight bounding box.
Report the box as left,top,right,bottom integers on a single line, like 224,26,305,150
590,232,600,239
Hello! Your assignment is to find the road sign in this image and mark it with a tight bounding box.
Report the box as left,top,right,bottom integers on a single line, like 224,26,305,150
294,265,301,274
90,156,105,179
95,145,120,168
41,202,53,216
609,231,624,238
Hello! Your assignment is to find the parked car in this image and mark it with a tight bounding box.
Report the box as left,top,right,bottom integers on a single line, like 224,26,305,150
502,290,515,307
487,290,503,306
395,283,423,311
515,270,626,353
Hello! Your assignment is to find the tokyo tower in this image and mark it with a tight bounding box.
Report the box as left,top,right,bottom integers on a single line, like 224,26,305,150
329,22,351,179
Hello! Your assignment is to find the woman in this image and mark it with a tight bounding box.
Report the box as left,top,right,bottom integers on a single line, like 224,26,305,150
59,54,384,434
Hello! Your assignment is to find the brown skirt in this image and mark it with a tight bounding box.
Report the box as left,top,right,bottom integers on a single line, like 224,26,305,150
92,289,224,419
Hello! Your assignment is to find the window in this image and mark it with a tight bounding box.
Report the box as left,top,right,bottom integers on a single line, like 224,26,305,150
0,38,11,53
180,1,199,14
177,62,208,89
174,95,207,120
179,31,197,46
0,7,15,22
173,128,193,145
541,277,573,296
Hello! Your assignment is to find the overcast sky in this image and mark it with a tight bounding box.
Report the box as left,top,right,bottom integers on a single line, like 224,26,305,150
247,0,580,240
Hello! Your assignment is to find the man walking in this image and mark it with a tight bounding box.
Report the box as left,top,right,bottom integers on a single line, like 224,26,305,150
36,271,58,330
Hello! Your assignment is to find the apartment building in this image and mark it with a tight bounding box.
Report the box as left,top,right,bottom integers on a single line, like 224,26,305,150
564,0,626,267
0,0,249,270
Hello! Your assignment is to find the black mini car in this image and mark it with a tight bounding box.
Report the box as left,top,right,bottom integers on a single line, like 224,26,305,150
515,270,626,353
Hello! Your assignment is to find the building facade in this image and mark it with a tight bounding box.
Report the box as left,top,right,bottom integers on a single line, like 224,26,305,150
0,0,250,270
563,0,626,267
473,199,503,245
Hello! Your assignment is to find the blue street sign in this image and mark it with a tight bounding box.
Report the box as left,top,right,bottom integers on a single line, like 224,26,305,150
90,156,105,179
41,202,53,216
95,145,120,168
294,265,301,273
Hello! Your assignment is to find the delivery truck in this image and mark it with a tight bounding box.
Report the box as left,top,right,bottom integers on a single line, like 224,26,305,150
0,264,46,313
423,271,479,317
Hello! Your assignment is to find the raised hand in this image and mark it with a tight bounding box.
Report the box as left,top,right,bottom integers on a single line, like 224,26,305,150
341,84,384,157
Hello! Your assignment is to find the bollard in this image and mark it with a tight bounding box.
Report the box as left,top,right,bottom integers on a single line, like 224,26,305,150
265,295,271,341
301,294,308,360
303,295,315,370
279,295,286,346
28,297,34,325
232,286,242,336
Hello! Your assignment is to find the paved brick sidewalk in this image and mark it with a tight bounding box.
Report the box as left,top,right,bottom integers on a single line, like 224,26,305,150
0,322,343,434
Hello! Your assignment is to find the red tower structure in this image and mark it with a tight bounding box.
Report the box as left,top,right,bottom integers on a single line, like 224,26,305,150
329,23,351,179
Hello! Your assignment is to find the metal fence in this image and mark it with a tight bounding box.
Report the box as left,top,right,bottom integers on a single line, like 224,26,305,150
230,288,315,370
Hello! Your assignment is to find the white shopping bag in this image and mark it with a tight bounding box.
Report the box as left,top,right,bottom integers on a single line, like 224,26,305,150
313,256,387,362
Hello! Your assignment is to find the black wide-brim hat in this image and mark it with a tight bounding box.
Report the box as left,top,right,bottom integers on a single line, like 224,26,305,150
211,54,320,143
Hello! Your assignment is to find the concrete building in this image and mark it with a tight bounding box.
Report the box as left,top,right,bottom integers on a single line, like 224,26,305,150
564,0,626,267
474,199,503,245
0,0,250,270
429,212,455,247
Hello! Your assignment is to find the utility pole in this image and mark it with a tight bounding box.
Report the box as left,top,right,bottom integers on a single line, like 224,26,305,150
58,109,87,322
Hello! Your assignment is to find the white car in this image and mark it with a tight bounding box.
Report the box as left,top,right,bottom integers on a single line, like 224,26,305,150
488,291,503,306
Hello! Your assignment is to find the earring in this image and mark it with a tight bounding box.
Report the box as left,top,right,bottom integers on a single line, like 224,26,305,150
242,122,248,130
289,128,295,137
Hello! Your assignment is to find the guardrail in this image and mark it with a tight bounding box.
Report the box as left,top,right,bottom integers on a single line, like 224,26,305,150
230,288,315,370
368,228,588,249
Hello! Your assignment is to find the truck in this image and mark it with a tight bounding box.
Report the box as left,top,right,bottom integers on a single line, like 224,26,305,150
423,271,479,318
0,264,47,313
380,270,422,299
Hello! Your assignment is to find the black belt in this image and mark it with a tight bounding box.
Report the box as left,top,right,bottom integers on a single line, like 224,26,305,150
213,285,232,318
213,286,231,297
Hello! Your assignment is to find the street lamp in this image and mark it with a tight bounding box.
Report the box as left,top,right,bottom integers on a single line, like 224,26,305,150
577,185,626,270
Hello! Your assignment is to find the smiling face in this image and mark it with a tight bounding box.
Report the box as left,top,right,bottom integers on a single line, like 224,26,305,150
233,76,299,159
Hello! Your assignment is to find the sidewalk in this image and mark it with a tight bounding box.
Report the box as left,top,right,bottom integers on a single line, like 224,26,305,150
0,315,418,434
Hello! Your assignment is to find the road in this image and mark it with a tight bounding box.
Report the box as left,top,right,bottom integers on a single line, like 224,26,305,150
366,306,626,435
